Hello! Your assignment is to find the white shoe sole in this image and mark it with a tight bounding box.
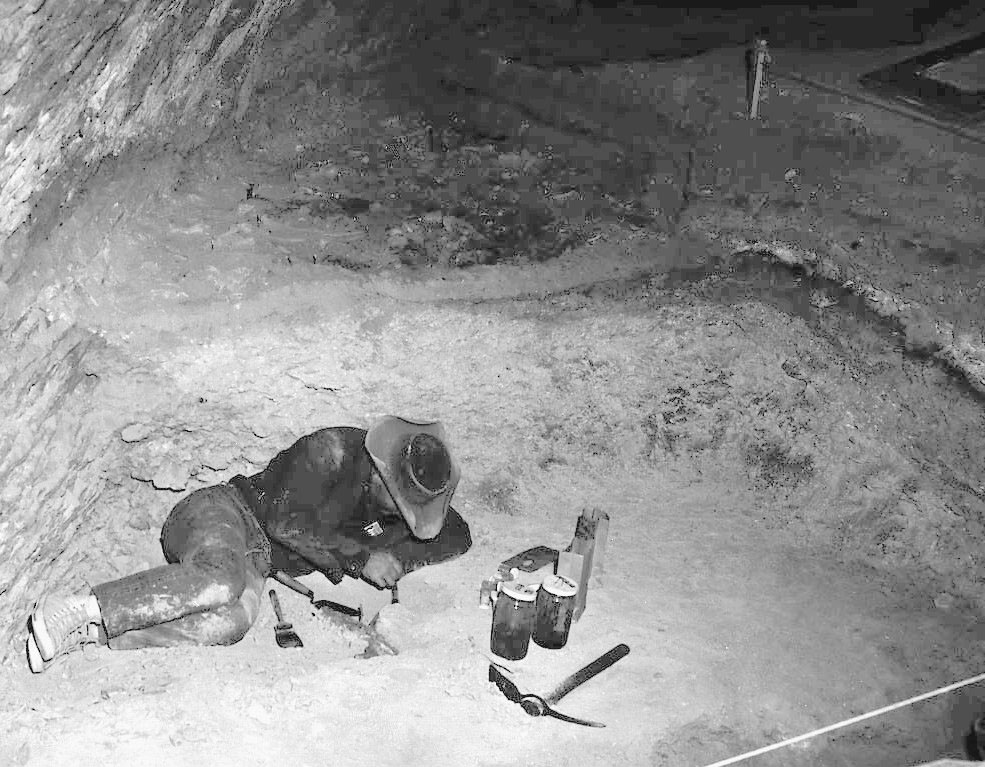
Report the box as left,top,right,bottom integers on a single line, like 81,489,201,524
30,596,59,661
26,633,47,674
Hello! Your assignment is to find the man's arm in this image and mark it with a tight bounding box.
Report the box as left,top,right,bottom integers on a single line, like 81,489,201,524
266,514,369,584
254,427,374,584
387,508,472,575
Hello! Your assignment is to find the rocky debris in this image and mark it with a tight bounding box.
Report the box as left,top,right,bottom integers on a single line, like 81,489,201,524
386,223,430,265
495,149,542,174
150,463,192,493
386,215,496,267
120,423,153,444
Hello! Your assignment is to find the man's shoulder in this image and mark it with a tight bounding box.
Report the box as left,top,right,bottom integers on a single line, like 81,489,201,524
304,425,368,443
298,426,369,471
303,426,368,450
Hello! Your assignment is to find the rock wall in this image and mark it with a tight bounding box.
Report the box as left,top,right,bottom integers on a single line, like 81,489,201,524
0,0,291,274
0,295,193,664
0,310,112,663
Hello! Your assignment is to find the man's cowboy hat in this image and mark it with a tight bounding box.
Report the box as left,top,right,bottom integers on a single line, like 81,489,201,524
366,416,460,540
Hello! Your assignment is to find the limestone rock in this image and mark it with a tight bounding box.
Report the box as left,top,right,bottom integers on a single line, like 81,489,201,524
121,423,153,443
151,462,190,492
242,444,273,467
371,603,417,651
199,445,233,471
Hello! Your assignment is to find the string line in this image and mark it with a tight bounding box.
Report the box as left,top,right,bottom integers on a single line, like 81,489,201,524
701,671,985,767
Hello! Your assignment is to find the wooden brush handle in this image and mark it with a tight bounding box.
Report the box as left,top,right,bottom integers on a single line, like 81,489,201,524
272,571,315,600
268,589,287,622
544,643,630,706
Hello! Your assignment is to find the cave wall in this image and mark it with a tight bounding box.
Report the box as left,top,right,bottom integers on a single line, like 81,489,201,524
0,312,113,663
0,0,293,280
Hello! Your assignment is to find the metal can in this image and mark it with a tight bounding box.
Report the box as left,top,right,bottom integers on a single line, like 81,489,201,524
533,575,578,650
490,582,537,660
479,578,498,609
479,569,517,609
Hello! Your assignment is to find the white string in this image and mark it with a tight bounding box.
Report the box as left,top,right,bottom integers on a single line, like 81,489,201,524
700,671,985,767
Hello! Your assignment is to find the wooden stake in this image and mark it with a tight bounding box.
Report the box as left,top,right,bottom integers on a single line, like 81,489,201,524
589,509,610,588
558,508,610,621
748,39,771,119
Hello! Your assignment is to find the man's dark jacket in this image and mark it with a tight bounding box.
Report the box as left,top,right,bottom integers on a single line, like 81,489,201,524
230,427,471,584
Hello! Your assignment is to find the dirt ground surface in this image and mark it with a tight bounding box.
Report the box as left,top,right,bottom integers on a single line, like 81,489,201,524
5,5,985,766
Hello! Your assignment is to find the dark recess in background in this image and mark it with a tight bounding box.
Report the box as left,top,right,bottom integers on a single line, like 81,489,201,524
502,0,981,49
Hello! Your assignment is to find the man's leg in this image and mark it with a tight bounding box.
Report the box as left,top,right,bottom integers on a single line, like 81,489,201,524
25,568,263,670
28,484,270,670
94,485,260,636
107,564,264,649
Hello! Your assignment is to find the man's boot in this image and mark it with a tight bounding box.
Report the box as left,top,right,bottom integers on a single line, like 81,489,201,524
29,592,102,667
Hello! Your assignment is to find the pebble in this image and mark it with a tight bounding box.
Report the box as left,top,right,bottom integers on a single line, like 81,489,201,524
497,151,537,172
242,446,272,466
127,509,157,531
422,210,444,225
120,423,152,443
199,447,231,471
933,592,956,611
151,463,189,492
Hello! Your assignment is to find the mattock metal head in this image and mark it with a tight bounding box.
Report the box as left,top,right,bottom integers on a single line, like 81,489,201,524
520,695,548,717
487,644,630,728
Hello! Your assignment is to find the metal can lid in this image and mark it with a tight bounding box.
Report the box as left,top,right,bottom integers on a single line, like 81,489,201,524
500,582,538,602
541,574,578,597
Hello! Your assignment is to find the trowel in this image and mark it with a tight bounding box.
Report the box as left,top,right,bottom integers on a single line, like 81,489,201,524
268,589,303,649
272,570,363,622
272,571,398,658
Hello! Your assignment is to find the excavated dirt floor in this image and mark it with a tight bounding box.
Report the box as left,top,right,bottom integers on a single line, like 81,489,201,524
4,8,985,766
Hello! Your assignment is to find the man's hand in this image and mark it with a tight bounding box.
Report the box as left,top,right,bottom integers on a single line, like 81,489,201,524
362,551,403,589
